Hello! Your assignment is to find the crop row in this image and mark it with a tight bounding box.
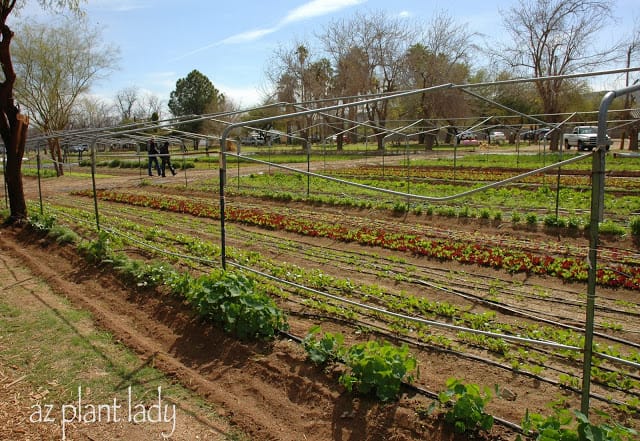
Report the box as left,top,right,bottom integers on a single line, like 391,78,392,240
73,189,640,291
324,165,640,192
36,201,637,422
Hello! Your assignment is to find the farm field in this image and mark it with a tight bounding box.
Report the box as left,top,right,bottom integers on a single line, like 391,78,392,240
2,147,640,440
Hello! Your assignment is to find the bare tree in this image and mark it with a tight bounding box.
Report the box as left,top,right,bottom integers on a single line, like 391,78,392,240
500,0,615,150
69,95,118,129
325,47,368,150
404,11,476,148
13,15,119,175
0,0,84,223
115,86,139,122
320,11,417,150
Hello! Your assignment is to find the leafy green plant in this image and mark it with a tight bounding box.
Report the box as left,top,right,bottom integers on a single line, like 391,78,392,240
518,407,637,441
479,208,491,219
629,216,640,238
47,224,81,245
433,378,494,434
339,339,417,402
302,325,346,365
511,211,521,224
28,211,57,231
188,270,288,340
598,220,626,236
77,230,113,264
525,212,538,226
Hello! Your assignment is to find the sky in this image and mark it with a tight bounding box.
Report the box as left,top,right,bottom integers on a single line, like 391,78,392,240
16,0,640,111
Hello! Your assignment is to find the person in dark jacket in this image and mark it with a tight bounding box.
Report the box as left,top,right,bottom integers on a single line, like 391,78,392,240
159,141,176,177
147,138,161,176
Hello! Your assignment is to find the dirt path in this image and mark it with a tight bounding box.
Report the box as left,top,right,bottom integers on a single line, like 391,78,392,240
0,228,238,441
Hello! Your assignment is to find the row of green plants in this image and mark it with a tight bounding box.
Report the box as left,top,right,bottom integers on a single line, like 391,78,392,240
326,164,640,191
224,172,638,233
304,326,637,440
29,211,286,340
74,189,640,290
411,152,640,173
25,205,640,435
42,199,640,397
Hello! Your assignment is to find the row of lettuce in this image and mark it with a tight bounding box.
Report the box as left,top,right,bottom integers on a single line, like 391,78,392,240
73,189,640,291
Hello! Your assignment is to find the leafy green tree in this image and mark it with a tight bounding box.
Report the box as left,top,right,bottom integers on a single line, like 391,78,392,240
168,69,225,135
1,0,84,223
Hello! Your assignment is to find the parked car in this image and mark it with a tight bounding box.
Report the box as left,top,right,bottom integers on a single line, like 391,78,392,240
489,131,506,144
457,133,480,146
69,144,88,153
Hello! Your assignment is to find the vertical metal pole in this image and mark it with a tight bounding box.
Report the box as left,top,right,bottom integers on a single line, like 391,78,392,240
307,141,310,197
453,142,458,183
555,142,563,220
36,143,43,215
581,142,605,416
90,140,100,231
219,138,227,270
580,88,637,416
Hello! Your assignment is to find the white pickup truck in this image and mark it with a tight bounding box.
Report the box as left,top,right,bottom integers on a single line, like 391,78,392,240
563,126,611,151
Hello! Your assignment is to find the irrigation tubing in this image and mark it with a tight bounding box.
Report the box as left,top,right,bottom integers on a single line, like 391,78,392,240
258,235,640,351
50,202,640,371
47,205,640,413
277,327,527,435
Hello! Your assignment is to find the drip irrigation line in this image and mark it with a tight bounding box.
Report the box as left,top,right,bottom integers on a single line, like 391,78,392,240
46,204,640,412
255,231,640,339
50,202,640,371
414,277,640,352
56,197,640,342
274,328,532,434
225,260,579,351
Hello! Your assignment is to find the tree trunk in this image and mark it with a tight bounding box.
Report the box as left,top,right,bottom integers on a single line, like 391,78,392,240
375,132,385,151
0,21,29,223
424,134,435,150
630,127,639,151
48,137,65,176
4,114,28,223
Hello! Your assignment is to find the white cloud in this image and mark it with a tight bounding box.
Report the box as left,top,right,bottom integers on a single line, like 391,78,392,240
221,27,279,44
178,0,367,61
280,0,368,25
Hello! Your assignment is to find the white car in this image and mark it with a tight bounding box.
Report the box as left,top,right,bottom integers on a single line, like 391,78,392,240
489,131,506,144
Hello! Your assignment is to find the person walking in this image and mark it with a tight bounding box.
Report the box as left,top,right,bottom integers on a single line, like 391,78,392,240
147,137,161,176
159,141,177,177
